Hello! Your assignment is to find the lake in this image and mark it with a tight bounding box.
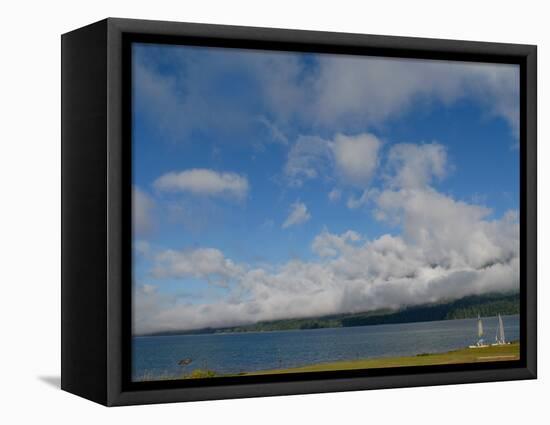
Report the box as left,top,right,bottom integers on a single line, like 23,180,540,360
133,314,520,380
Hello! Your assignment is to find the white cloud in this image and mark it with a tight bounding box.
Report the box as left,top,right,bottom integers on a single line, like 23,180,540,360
284,136,332,186
284,133,381,188
135,206,518,333
311,56,519,134
258,116,288,145
154,169,249,200
282,201,311,229
312,229,361,257
141,283,156,295
374,188,516,270
135,47,519,146
386,143,448,189
152,247,243,286
134,240,152,258
328,189,341,202
134,47,308,144
331,133,381,187
347,188,379,209
133,186,155,236
133,61,182,137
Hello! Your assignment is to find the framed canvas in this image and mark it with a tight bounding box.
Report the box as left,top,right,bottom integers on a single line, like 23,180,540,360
61,18,537,406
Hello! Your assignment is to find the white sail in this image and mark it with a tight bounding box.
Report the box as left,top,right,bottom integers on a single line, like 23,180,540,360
498,314,505,343
469,313,488,348
491,313,508,346
478,314,483,338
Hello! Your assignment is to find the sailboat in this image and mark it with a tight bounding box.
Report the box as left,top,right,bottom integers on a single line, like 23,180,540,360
491,314,511,346
469,314,489,348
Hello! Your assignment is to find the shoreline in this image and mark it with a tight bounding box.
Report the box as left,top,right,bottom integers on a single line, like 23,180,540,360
240,342,520,376
135,342,520,381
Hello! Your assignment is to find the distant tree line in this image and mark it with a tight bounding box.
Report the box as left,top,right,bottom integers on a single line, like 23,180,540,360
340,293,519,327
144,292,519,336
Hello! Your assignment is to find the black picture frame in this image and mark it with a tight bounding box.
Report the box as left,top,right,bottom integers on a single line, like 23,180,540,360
61,17,537,406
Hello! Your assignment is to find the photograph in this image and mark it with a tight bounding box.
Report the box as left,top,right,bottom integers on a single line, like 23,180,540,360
131,42,521,382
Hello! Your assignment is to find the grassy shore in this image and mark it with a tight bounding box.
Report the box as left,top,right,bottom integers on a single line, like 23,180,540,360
134,342,519,381
242,342,520,376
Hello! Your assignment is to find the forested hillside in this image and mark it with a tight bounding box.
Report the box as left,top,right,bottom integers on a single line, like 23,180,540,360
145,292,519,336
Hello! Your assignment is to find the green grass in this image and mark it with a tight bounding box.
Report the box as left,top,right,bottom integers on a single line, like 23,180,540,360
186,369,218,379
134,368,219,382
242,342,520,376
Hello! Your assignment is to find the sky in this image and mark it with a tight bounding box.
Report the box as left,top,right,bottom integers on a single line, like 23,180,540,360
131,42,520,334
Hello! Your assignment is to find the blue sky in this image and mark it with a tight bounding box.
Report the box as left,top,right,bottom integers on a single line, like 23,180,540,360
131,43,519,333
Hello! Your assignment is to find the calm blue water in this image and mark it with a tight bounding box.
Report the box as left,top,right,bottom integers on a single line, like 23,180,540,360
133,314,519,380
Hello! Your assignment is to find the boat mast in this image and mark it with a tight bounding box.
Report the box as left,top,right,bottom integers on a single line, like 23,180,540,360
498,314,505,343
478,314,483,339
469,313,488,348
